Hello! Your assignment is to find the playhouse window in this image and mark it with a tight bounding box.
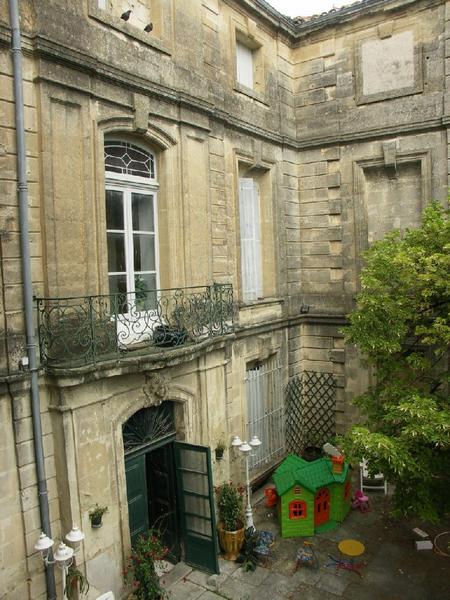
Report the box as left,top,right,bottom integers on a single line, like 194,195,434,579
289,500,306,520
344,480,351,500
293,486,301,495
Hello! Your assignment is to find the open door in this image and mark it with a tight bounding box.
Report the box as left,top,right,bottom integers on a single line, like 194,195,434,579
174,442,219,574
125,453,150,547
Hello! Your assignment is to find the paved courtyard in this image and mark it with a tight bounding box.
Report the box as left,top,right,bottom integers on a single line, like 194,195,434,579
161,489,450,600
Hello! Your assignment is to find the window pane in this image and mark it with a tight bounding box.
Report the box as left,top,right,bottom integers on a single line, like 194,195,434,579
109,274,127,295
134,274,157,311
109,275,128,314
106,190,124,229
104,141,155,178
185,495,210,518
132,193,154,231
134,234,155,272
107,232,126,272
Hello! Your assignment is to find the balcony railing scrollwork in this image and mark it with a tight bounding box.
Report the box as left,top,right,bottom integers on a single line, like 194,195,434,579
36,283,234,369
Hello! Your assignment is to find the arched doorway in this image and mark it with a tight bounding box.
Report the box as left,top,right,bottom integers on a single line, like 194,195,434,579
122,402,219,573
123,403,180,559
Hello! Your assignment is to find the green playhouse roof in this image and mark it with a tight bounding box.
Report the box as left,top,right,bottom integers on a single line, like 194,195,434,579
273,454,349,496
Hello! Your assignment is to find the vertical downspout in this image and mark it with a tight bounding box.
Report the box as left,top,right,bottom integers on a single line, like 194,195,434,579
8,1,57,598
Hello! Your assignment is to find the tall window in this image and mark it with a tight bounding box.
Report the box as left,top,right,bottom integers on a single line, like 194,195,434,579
104,140,159,312
239,177,262,302
246,357,284,473
236,40,254,89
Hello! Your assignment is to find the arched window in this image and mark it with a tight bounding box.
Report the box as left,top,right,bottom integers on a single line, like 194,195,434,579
104,140,159,312
289,500,307,520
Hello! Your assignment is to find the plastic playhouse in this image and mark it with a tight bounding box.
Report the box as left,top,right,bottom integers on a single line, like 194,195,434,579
273,454,352,537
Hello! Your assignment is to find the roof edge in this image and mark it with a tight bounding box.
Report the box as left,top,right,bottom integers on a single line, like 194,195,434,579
238,0,425,40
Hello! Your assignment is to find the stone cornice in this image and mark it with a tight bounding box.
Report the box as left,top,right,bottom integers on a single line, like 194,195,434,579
0,27,444,151
1,0,447,149
29,312,348,387
221,0,428,40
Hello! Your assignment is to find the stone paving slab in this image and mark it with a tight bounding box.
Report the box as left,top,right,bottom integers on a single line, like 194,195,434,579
163,490,450,600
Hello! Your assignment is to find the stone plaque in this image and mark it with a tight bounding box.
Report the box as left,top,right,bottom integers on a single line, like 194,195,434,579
356,31,422,104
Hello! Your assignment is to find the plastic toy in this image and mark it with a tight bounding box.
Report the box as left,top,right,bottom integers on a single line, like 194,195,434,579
351,490,369,512
264,486,278,508
295,541,319,570
273,453,352,538
325,555,366,577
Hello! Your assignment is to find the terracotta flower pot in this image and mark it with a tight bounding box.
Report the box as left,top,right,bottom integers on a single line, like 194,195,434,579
217,522,245,561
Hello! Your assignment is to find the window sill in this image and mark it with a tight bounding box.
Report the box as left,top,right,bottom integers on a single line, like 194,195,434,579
238,297,284,308
88,3,171,56
233,83,269,107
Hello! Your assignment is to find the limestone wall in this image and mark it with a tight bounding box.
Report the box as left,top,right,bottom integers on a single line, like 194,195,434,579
0,0,450,598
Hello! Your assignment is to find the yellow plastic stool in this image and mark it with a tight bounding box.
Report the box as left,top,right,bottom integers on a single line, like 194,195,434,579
338,539,365,557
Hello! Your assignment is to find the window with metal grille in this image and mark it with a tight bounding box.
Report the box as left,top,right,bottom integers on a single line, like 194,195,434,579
246,357,285,473
289,500,306,520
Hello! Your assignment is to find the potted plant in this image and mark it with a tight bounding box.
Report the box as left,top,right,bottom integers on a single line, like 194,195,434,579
123,529,169,600
215,440,226,461
65,565,89,599
235,527,260,572
89,503,108,528
215,481,245,560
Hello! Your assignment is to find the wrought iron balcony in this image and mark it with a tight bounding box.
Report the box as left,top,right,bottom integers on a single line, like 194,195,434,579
36,283,234,369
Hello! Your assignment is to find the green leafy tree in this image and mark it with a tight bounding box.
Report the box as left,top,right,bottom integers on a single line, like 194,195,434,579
342,202,450,522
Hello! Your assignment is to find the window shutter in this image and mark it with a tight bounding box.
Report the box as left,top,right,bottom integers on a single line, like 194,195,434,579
236,41,253,89
239,178,262,301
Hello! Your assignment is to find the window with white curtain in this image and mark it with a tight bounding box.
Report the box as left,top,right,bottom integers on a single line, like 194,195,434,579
236,41,254,89
239,177,262,302
104,140,159,314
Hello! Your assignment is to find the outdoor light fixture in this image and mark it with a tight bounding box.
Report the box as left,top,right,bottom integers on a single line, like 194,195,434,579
144,22,153,32
35,527,85,600
233,434,262,530
121,9,132,21
231,435,243,447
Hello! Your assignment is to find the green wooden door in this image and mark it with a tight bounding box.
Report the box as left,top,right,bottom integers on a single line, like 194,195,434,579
147,443,180,561
174,442,219,574
125,453,149,547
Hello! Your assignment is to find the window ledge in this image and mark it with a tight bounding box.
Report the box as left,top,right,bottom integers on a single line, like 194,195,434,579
88,3,171,56
233,83,269,107
238,297,284,308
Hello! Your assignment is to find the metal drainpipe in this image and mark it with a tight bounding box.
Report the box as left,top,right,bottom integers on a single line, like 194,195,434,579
8,1,56,598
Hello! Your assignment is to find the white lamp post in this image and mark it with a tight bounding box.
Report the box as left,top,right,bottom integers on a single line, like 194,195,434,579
232,434,262,530
35,527,85,600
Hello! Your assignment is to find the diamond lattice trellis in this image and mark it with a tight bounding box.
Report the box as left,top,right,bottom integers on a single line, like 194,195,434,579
285,371,336,455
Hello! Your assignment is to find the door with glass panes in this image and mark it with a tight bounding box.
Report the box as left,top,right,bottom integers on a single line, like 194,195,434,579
104,140,160,344
123,406,219,574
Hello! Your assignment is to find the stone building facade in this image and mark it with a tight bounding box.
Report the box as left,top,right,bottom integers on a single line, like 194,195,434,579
0,0,449,598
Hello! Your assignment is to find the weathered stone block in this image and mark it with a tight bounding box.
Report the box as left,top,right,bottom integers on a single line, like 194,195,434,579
329,349,345,363
298,161,328,177
296,87,326,106
300,173,340,190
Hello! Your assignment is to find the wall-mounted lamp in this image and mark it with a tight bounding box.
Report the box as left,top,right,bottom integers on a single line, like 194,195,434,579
35,527,85,600
121,9,132,21
144,22,153,32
